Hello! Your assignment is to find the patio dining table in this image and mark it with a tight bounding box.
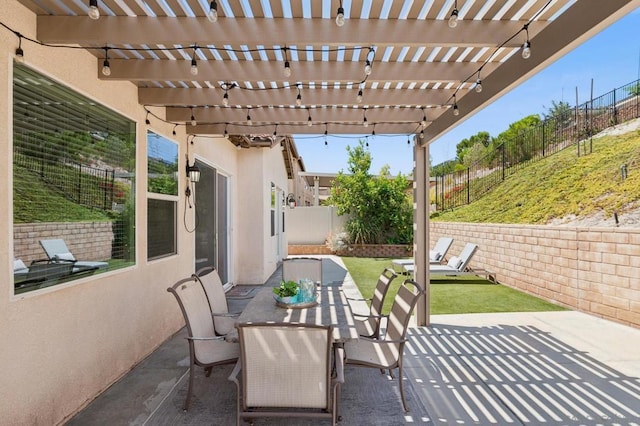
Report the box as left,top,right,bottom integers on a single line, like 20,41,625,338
226,285,359,343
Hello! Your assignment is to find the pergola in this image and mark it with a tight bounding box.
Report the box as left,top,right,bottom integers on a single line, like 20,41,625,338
15,0,640,324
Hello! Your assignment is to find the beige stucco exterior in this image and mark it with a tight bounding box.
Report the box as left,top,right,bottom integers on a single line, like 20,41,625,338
0,2,288,423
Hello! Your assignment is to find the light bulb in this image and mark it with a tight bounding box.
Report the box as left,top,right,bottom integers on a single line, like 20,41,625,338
475,79,482,93
356,89,363,103
88,0,100,20
448,9,458,28
420,130,425,139
522,41,531,59
207,1,218,22
421,115,427,128
336,7,345,27
222,92,229,106
453,104,459,116
308,116,312,127
15,47,25,64
296,93,302,106
190,58,198,76
284,61,292,77
247,114,252,125
101,59,111,76
364,60,372,76
190,115,197,126
363,117,369,127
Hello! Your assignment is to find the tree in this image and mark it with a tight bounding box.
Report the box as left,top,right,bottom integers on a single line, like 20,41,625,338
544,100,572,121
456,131,491,163
327,141,413,245
626,82,640,97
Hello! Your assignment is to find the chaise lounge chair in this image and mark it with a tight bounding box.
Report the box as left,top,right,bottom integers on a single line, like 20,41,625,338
424,242,479,275
39,239,108,271
391,237,454,273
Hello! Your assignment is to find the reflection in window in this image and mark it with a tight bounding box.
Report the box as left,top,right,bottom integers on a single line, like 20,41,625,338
147,131,178,260
12,64,136,294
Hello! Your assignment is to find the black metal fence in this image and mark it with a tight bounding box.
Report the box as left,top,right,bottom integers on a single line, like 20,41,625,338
434,79,640,211
14,151,115,211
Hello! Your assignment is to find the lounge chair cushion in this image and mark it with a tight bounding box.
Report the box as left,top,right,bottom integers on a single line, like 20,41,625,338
447,256,463,270
53,252,76,262
14,258,27,271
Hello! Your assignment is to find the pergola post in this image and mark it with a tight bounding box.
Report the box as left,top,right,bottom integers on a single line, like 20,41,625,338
414,138,430,326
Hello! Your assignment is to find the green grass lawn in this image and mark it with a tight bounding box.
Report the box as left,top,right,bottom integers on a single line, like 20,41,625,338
341,257,567,315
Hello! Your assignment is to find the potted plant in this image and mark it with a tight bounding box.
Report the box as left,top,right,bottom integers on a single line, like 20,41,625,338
273,280,299,304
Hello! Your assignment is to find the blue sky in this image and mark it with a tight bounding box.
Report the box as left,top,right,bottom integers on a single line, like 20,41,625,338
294,8,640,175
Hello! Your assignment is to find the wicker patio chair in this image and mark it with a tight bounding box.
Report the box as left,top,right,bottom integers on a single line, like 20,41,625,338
344,279,424,412
229,322,344,425
193,266,239,335
167,276,239,411
347,267,397,339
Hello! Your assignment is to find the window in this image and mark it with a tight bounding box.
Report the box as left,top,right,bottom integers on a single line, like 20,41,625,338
147,132,178,260
12,65,136,294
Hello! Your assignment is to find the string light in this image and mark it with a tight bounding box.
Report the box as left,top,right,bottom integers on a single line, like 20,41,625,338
296,85,302,106
522,24,531,59
307,108,313,127
475,70,483,93
324,125,328,146
364,59,372,76
356,88,363,103
224,123,228,138
246,108,252,125
222,91,229,106
190,46,198,76
145,111,150,125
88,0,100,20
14,35,24,63
101,47,111,76
421,108,427,128
207,1,218,23
452,95,459,116
363,108,369,127
336,1,345,27
371,124,376,137
190,108,197,126
448,0,459,28
273,124,278,136
420,129,425,139
283,47,292,78
172,124,178,135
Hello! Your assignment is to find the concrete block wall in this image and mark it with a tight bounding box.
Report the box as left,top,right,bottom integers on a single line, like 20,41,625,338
430,222,640,328
14,221,114,264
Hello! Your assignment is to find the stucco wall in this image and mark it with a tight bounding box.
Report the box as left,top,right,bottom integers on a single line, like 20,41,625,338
286,206,349,245
0,2,285,423
430,222,640,328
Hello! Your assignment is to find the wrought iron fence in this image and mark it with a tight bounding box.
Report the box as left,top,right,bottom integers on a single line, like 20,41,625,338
434,79,640,211
14,150,115,211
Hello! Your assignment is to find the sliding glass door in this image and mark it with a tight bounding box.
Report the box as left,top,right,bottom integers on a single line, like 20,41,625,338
194,160,230,284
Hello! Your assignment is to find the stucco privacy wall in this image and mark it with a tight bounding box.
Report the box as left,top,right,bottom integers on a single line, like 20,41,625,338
430,222,640,328
0,2,256,423
286,206,349,245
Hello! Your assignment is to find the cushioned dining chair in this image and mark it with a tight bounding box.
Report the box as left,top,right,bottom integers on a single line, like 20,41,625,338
281,257,322,285
344,279,424,412
167,276,239,411
348,267,397,339
229,322,344,426
193,266,239,336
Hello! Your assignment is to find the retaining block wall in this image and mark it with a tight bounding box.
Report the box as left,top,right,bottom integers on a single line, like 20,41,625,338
430,222,640,328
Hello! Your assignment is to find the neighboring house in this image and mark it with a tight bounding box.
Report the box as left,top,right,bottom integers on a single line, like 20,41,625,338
1,2,291,422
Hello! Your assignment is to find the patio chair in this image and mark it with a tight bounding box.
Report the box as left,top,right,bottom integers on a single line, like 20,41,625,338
429,237,454,263
428,243,479,275
229,322,344,426
39,238,108,271
344,279,424,412
167,276,239,411
348,267,397,339
282,257,323,285
193,266,239,336
391,237,455,273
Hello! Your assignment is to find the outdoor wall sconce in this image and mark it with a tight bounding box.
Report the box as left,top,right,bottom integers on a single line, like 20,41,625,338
186,161,201,183
286,193,296,209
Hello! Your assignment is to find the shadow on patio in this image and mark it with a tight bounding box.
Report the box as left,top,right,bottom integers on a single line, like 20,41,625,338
67,257,640,425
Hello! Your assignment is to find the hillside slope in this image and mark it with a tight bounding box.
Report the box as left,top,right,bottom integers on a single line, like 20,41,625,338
431,119,640,227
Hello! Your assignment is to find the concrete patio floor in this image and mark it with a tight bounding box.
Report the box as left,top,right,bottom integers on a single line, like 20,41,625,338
66,257,640,425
